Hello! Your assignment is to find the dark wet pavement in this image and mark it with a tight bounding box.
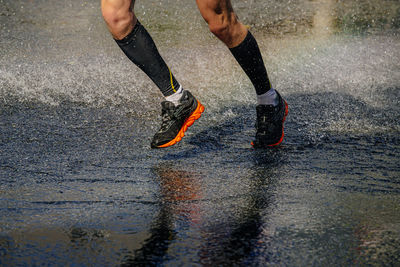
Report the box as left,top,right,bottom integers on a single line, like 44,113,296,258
1,0,400,265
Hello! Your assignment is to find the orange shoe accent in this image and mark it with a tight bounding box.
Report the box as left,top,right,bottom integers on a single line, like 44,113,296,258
252,100,288,148
157,101,205,148
267,100,288,147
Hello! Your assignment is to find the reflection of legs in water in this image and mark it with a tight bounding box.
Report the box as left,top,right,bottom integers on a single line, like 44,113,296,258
199,153,281,265
199,188,269,264
156,165,202,201
156,165,202,223
121,202,174,266
121,154,281,264
121,164,202,265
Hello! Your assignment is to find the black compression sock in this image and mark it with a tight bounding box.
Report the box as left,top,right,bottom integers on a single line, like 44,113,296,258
115,21,180,97
229,31,272,95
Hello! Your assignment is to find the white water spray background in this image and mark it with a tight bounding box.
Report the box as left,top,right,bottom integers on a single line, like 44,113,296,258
0,0,399,138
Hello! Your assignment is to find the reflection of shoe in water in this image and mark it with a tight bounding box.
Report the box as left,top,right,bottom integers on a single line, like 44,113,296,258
251,91,288,148
151,90,204,148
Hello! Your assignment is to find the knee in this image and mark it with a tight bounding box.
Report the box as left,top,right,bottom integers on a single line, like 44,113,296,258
208,17,230,39
101,0,134,39
205,13,247,47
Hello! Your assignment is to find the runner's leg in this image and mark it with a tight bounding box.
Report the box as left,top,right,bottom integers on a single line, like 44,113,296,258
101,0,204,148
101,0,182,99
197,0,288,147
196,0,277,105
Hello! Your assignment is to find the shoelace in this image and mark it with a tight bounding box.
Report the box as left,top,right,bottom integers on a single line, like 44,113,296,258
256,108,276,129
160,106,176,131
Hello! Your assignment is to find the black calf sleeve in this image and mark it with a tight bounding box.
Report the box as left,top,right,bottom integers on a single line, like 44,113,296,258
115,21,180,97
229,31,272,95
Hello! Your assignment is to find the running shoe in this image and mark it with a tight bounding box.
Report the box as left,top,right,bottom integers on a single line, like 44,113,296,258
251,91,288,148
151,90,204,148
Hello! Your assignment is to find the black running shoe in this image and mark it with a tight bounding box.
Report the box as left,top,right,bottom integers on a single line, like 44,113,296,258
151,90,204,148
251,91,288,148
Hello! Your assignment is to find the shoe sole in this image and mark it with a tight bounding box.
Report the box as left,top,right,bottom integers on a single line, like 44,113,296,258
251,100,289,148
156,100,205,148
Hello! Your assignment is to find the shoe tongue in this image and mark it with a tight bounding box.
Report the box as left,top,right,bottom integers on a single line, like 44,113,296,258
161,101,175,110
257,104,275,113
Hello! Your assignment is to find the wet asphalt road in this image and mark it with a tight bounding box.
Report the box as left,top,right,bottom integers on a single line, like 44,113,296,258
1,0,400,265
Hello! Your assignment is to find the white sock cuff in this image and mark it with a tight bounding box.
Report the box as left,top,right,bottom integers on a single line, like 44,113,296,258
257,88,278,106
165,85,184,105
